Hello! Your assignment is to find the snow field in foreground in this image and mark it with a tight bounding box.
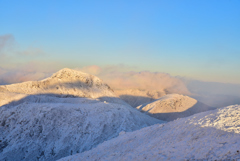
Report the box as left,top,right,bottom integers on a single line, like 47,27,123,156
59,105,240,161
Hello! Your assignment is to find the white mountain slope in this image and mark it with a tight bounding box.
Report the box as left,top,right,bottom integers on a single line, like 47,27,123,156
0,68,122,106
59,105,240,161
136,94,214,121
0,68,113,95
0,69,162,161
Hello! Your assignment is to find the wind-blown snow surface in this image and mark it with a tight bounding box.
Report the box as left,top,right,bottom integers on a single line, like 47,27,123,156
59,105,240,161
137,94,214,121
0,68,162,161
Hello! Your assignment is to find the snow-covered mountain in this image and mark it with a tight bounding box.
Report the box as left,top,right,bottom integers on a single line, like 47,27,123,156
59,105,240,161
0,68,162,161
0,68,115,100
136,94,214,121
0,68,132,107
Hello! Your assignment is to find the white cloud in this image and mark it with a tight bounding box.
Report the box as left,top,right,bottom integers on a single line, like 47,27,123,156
77,65,190,95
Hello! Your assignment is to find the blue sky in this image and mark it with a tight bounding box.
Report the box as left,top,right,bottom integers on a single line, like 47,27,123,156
0,0,240,83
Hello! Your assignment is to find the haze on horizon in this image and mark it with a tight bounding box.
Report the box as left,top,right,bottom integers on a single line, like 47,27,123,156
0,0,240,85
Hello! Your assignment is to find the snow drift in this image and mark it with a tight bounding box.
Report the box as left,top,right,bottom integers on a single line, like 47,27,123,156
59,105,240,161
136,94,214,121
0,68,162,161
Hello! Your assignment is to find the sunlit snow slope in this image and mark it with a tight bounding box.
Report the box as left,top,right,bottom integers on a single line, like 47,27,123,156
59,105,240,161
137,94,214,121
0,68,118,105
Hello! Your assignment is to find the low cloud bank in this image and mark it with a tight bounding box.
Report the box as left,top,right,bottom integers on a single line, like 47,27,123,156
0,62,62,85
0,64,239,108
78,65,190,95
79,66,240,108
0,64,190,95
182,79,240,107
184,79,240,97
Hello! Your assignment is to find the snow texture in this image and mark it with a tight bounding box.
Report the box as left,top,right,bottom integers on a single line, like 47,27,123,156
59,105,240,161
0,68,162,161
137,94,214,121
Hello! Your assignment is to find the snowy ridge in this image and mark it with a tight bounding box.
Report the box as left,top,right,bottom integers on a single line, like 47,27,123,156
193,105,240,134
0,68,162,161
0,68,115,100
0,68,128,107
137,94,214,121
59,105,240,161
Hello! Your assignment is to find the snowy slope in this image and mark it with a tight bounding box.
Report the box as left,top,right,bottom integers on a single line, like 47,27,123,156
59,105,240,161
136,94,214,121
0,98,161,161
0,68,162,161
0,68,118,104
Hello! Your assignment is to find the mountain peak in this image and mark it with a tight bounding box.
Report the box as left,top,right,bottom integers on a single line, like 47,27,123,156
0,68,115,101
50,68,90,80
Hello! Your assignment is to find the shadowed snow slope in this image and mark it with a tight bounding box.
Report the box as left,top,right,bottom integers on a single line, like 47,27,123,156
59,105,240,161
0,68,162,161
114,89,166,107
136,94,214,121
